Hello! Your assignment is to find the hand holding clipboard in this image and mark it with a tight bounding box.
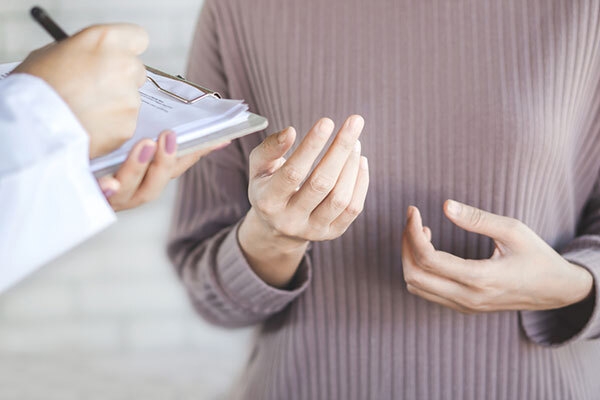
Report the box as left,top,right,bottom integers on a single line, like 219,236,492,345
21,6,267,210
29,6,267,178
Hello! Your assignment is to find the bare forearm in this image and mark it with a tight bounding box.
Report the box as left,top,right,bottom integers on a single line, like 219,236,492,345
238,208,309,288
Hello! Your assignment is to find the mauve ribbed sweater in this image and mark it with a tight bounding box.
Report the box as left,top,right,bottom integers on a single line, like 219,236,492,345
168,1,600,399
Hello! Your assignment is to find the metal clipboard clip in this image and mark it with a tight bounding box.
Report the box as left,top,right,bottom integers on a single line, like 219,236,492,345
144,65,222,104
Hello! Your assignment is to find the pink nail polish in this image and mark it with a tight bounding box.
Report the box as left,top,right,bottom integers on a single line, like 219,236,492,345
103,189,115,199
138,145,155,163
166,132,177,154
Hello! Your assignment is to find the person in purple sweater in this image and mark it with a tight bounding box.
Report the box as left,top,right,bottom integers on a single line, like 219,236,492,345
169,1,600,399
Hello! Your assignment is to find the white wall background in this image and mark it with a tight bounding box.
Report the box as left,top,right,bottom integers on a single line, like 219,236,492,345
0,1,252,399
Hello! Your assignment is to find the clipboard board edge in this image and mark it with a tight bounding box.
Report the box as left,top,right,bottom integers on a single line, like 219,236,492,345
92,113,268,178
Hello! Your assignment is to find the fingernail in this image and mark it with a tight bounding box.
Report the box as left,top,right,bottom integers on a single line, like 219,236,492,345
165,132,177,154
138,145,155,163
354,140,361,153
103,189,115,199
446,200,462,216
407,206,414,219
277,128,289,144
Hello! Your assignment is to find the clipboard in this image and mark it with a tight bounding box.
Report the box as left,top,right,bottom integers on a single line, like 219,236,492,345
90,66,268,178
92,112,268,178
18,6,269,178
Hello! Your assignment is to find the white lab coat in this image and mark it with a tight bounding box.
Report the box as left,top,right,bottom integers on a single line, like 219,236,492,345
0,73,116,293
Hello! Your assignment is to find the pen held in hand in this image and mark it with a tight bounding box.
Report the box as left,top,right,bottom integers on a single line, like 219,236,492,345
30,6,69,41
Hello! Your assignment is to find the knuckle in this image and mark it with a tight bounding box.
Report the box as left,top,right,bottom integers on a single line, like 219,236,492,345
345,202,363,218
78,24,103,40
330,193,350,211
463,296,487,312
331,229,347,240
404,270,424,288
406,284,418,295
473,266,495,290
326,223,348,240
309,174,335,194
463,269,484,289
305,135,326,152
84,25,112,48
254,198,277,217
336,136,356,152
308,215,329,231
309,127,331,146
414,250,436,268
457,307,475,315
281,164,303,186
469,209,486,229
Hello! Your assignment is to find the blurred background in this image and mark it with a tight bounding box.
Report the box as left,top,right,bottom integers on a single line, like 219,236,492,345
0,1,252,399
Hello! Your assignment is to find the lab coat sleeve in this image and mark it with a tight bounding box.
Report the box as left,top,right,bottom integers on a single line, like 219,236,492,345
0,73,116,293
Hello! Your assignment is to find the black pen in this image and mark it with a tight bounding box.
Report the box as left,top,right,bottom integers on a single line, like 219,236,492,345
30,6,68,41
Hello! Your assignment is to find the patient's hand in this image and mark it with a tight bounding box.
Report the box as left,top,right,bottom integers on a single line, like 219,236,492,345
238,116,370,288
97,130,229,211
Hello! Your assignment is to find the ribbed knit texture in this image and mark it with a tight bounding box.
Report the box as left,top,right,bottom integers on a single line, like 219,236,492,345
168,1,600,399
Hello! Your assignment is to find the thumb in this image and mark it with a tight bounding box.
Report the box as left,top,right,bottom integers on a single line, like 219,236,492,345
443,199,521,244
249,127,296,177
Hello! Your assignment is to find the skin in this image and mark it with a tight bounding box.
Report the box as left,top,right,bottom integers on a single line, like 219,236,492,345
238,115,370,288
401,200,594,313
14,24,149,159
13,24,224,211
98,132,230,212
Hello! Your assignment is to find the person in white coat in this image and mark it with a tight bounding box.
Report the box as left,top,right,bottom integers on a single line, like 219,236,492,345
0,23,223,293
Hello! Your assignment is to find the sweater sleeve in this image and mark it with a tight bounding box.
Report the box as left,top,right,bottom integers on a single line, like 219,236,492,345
521,172,600,346
167,0,311,328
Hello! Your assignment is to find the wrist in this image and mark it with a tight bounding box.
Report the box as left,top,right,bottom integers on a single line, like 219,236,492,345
238,208,309,288
242,207,309,253
561,262,594,307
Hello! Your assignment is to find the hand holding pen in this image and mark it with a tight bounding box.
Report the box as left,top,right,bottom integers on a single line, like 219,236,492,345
15,7,149,158
14,6,228,211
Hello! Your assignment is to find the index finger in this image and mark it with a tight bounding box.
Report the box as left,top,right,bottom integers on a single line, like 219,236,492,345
290,115,364,211
76,23,149,55
268,118,335,202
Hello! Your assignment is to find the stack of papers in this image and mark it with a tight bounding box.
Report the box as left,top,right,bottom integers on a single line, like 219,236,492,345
91,69,253,174
0,62,267,177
